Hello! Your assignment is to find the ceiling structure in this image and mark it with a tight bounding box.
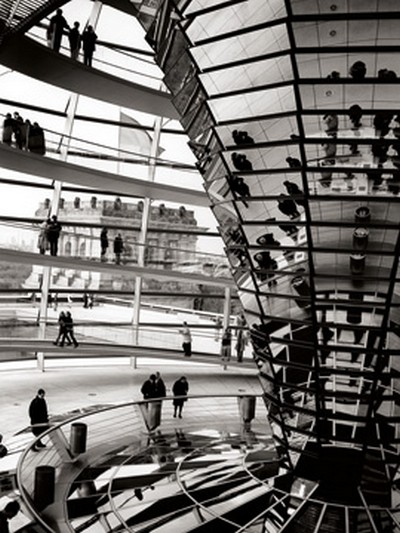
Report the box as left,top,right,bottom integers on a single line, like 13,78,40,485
1,0,400,531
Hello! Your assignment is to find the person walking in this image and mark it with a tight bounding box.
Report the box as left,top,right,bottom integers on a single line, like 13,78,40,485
68,21,81,60
100,227,109,261
172,376,189,418
47,215,62,256
179,321,192,357
48,9,70,52
113,233,124,265
29,389,49,451
53,311,70,346
60,311,79,347
81,25,97,67
0,501,20,532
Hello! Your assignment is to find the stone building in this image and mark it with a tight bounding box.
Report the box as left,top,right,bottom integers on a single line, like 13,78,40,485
25,196,202,291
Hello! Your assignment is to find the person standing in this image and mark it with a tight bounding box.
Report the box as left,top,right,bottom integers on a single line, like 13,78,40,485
47,215,62,256
179,321,192,357
113,233,124,265
68,21,81,60
100,227,109,261
37,218,50,255
0,501,20,533
48,9,70,52
235,329,246,362
2,113,13,145
60,311,79,347
172,376,189,418
81,25,98,67
155,371,166,397
220,328,232,367
29,389,49,451
141,374,157,400
28,122,46,155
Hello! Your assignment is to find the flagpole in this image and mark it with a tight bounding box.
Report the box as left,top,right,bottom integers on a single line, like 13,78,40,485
131,116,163,367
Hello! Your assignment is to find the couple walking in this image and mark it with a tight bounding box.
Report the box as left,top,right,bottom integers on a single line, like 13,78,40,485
53,311,79,347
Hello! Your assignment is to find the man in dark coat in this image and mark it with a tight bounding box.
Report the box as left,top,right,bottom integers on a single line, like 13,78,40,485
60,312,79,347
69,21,81,60
172,376,189,418
29,389,49,451
0,501,20,533
47,215,62,256
82,25,98,67
49,9,70,52
113,233,124,265
100,227,109,261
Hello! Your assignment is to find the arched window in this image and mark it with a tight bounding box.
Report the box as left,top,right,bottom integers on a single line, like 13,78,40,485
65,241,72,256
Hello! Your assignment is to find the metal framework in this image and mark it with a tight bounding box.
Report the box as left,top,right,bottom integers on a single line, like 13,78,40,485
2,0,400,530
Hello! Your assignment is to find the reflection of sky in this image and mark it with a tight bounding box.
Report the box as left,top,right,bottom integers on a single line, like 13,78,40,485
0,0,223,253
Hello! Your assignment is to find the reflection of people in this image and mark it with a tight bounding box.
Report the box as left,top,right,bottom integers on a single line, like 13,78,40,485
0,501,20,532
29,389,49,451
179,322,192,357
172,376,189,418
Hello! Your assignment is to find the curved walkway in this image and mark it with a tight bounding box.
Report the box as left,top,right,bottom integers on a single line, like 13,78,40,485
0,34,178,119
0,143,207,207
0,338,253,367
0,247,233,287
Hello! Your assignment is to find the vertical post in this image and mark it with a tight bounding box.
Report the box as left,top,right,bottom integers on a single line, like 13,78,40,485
36,94,79,371
131,117,163,367
87,0,103,28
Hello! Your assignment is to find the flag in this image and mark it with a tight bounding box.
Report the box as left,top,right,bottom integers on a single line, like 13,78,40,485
118,112,164,157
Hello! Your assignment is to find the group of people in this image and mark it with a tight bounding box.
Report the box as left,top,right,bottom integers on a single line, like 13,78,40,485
48,9,98,66
179,318,247,363
37,215,62,256
53,311,79,347
2,111,45,154
141,373,189,418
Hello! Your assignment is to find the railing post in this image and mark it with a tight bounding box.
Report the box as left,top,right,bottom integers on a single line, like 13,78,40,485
34,466,55,511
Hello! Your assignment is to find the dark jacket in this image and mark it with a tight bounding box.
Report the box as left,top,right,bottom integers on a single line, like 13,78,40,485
29,396,48,424
141,378,165,399
113,236,123,254
47,220,62,241
173,378,188,407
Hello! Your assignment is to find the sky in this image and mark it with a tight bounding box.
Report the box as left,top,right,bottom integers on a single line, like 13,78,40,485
0,0,224,254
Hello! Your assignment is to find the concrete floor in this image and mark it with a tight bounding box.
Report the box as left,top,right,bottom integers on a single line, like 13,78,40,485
0,357,261,443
